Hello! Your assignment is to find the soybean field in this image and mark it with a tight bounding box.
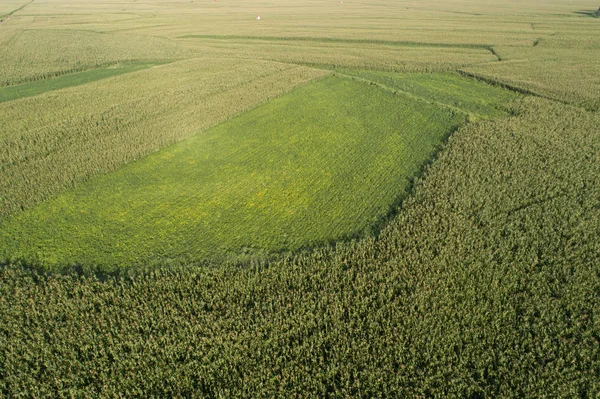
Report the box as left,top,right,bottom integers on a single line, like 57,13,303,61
0,75,517,272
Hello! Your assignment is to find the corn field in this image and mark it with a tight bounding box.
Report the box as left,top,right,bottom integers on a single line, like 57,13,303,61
1,0,599,396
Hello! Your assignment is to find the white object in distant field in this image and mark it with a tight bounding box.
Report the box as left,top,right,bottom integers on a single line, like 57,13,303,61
256,15,261,20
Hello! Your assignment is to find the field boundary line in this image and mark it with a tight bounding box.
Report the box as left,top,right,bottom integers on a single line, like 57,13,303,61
0,56,177,88
456,69,596,111
488,47,502,61
496,184,594,220
334,72,471,118
0,61,165,103
0,0,34,25
456,70,537,96
179,34,496,51
503,191,570,218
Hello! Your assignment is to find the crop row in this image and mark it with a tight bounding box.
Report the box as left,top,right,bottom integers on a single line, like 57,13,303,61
1,96,598,396
178,38,497,73
0,29,187,87
0,59,327,220
0,75,464,271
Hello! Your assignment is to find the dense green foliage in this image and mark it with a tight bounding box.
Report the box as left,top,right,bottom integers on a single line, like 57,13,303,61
2,97,598,397
0,62,159,103
1,0,599,396
0,75,474,271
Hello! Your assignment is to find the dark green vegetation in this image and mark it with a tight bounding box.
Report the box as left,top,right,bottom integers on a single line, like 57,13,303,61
180,34,499,51
2,97,598,397
0,62,158,103
1,74,508,272
1,0,600,396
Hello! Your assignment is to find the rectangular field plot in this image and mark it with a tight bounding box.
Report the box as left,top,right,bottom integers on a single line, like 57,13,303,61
338,70,519,118
2,75,473,272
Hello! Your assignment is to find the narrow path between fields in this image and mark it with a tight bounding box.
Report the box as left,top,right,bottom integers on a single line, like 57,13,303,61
0,0,35,25
179,34,502,61
334,72,471,117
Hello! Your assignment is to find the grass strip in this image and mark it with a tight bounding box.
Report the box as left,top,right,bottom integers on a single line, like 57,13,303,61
0,62,161,103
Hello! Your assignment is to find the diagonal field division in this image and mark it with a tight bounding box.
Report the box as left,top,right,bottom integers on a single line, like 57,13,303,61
0,74,515,272
0,62,160,103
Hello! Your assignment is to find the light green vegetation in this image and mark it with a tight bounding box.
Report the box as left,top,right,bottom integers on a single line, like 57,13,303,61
0,62,159,103
0,59,326,219
338,70,519,118
0,75,471,271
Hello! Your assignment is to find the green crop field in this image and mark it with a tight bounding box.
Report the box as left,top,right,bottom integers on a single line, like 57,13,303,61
1,0,599,396
1,74,509,272
0,59,326,220
338,70,519,118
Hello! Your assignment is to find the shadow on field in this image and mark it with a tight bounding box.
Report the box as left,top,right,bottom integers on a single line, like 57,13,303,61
572,9,600,18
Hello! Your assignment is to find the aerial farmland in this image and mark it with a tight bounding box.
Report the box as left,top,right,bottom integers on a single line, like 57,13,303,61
1,0,599,396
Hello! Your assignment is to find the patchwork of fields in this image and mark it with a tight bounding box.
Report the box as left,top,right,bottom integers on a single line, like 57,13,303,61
1,0,599,396
0,59,326,219
0,62,160,103
2,74,516,271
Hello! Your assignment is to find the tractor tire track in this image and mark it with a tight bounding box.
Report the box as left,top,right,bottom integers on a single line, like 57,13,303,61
0,0,35,25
